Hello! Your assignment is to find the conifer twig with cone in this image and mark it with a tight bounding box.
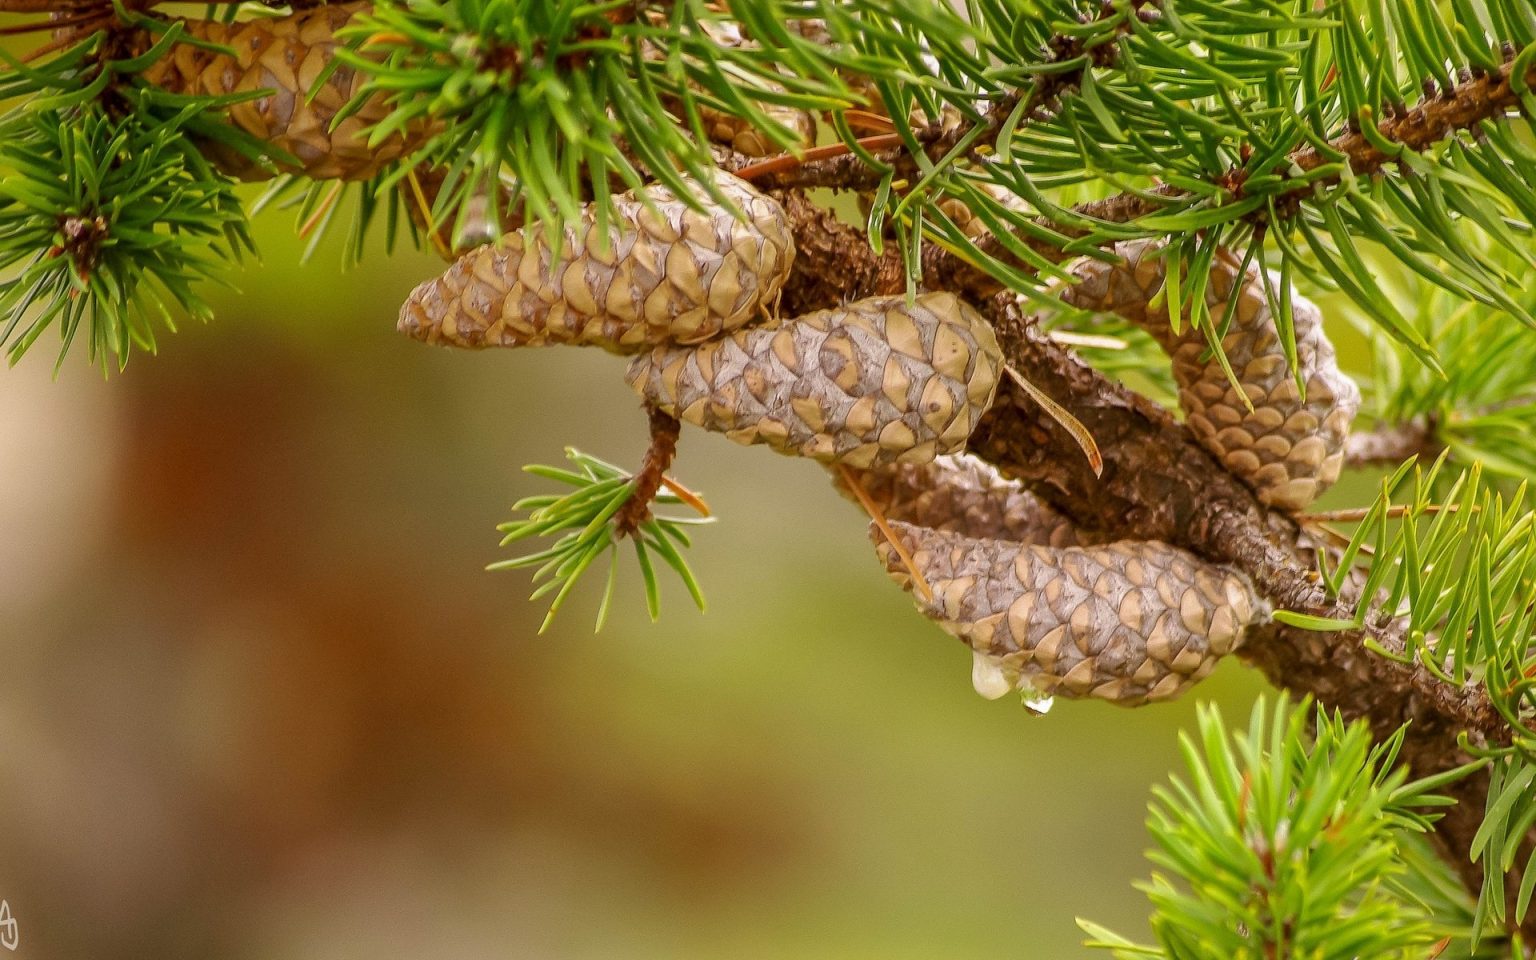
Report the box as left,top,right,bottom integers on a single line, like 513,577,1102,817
7,1,1536,954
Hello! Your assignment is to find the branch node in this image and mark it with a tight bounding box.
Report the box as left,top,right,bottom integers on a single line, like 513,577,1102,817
615,405,681,538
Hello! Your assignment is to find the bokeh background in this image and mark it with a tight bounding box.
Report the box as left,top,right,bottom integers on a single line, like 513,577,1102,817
0,204,1285,959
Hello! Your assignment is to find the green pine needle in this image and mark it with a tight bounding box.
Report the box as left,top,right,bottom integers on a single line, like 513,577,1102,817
249,169,417,266
1082,695,1453,960
336,0,863,251
1472,754,1536,936
489,447,713,634
1314,454,1536,751
0,103,252,372
1358,240,1536,484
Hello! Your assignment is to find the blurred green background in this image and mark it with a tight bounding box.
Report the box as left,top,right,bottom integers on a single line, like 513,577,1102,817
0,204,1284,959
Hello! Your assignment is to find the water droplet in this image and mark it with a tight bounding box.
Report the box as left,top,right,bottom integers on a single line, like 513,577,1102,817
1018,678,1054,716
1021,693,1054,716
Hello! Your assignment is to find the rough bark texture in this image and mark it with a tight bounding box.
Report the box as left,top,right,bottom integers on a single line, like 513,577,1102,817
615,406,681,537
775,192,907,318
830,454,1083,547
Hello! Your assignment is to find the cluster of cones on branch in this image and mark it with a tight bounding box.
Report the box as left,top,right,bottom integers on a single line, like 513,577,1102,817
34,0,1366,708
397,164,1348,710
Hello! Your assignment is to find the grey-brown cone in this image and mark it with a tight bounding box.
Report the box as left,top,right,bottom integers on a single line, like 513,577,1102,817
626,292,1002,469
399,170,795,353
1058,239,1360,512
875,520,1267,706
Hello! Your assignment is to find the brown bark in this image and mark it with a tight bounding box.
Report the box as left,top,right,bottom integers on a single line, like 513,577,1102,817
1345,420,1443,468
615,406,682,537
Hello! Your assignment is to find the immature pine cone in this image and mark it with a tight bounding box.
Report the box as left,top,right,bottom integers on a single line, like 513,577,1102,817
1059,239,1360,512
876,521,1267,706
399,171,795,353
141,2,419,181
627,292,1002,469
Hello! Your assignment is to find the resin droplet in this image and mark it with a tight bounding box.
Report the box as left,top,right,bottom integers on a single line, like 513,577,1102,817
970,650,1015,700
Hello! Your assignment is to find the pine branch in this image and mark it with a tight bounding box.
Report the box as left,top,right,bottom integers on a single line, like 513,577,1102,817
749,39,1536,325
0,102,253,370
771,186,1163,317
1083,696,1447,959
614,406,682,537
774,189,1532,936
1287,53,1535,187
490,446,712,633
1346,420,1442,469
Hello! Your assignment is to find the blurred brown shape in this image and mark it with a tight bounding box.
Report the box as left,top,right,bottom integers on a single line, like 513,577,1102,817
0,322,806,960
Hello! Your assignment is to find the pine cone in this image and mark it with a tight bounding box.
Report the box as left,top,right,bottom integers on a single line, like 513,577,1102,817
398,171,795,353
875,521,1266,706
140,2,420,181
698,103,816,157
832,454,1083,546
627,292,1002,469
1059,239,1360,512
